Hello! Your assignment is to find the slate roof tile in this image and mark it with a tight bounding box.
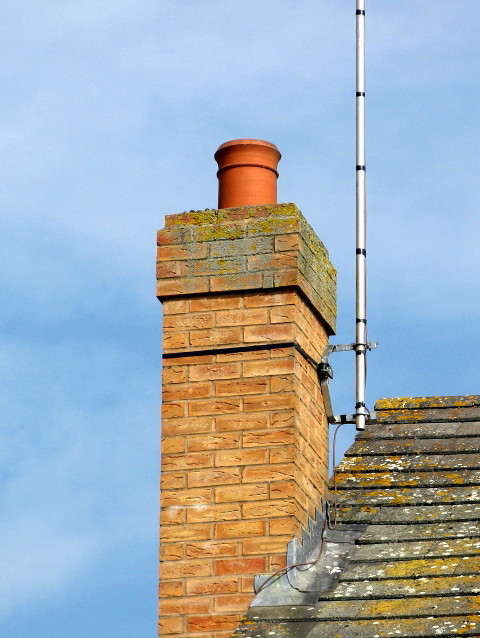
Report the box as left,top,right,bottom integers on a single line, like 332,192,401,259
234,396,480,638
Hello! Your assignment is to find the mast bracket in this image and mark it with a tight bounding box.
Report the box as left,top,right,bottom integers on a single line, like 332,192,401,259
317,342,378,427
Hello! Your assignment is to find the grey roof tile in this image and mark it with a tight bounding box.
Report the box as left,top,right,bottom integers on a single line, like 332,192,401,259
235,399,480,637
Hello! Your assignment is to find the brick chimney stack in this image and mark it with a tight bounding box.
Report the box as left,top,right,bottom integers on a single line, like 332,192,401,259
157,140,336,637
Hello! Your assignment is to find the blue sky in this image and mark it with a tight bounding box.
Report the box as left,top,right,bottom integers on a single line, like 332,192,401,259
1,2,480,636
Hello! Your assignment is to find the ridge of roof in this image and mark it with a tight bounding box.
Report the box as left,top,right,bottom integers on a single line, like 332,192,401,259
234,397,480,638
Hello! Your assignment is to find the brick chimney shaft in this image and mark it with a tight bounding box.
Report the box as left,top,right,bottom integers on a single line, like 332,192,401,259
157,142,336,637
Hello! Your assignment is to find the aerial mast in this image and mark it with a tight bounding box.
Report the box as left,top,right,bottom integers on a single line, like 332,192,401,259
355,0,368,431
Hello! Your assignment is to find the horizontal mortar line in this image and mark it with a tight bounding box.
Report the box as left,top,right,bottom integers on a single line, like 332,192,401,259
357,537,480,544
348,553,480,562
340,502,480,510
379,416,480,423
333,483,480,490
318,590,477,602
255,609,480,624
357,434,480,441
338,569,480,579
162,340,318,368
336,464,480,472
345,451,480,457
348,520,480,527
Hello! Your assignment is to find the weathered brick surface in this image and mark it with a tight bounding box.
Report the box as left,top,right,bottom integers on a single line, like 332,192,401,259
158,204,335,637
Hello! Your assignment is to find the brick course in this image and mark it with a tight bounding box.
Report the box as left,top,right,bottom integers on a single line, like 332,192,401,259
157,204,335,637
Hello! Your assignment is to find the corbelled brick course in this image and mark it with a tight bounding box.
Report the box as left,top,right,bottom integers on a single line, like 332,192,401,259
157,203,336,637
157,203,336,334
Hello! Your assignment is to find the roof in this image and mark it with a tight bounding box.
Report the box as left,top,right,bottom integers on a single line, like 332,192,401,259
233,396,480,638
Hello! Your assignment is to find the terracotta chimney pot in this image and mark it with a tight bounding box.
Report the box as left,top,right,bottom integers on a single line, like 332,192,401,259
214,138,281,208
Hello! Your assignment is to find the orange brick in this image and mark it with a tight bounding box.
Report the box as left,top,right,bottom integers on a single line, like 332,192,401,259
242,428,294,447
214,594,253,613
194,256,245,277
210,272,262,292
243,464,295,483
161,523,211,542
189,328,241,348
242,499,296,519
160,596,211,616
160,543,184,561
156,261,190,279
161,416,213,436
270,410,295,428
164,313,213,330
269,446,295,463
161,559,211,579
161,507,185,524
164,353,214,365
162,299,187,314
214,556,265,575
271,346,294,358
242,358,294,377
162,366,187,384
162,452,212,471
187,614,242,632
187,432,239,452
215,520,266,539
215,483,267,503
163,382,212,402
247,252,297,271
186,503,240,523
159,580,183,597
161,402,185,419
189,362,240,381
157,227,182,246
157,243,207,261
188,468,241,488
244,323,294,343
214,448,267,467
268,554,287,571
215,308,267,327
161,436,185,454
269,305,296,323
157,276,208,298
244,290,296,307
269,480,295,499
215,413,267,431
189,398,241,417
244,394,294,412
158,615,183,634
269,516,297,536
275,233,300,252
215,378,268,396
163,332,188,350
242,536,291,555
160,472,185,489
190,295,242,311
186,541,239,558
240,576,255,592
270,374,294,392
186,577,239,596
161,488,212,507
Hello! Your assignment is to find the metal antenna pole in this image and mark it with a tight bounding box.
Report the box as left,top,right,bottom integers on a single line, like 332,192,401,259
355,0,368,431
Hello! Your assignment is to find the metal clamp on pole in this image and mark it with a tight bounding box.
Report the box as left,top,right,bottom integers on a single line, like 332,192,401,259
317,342,378,426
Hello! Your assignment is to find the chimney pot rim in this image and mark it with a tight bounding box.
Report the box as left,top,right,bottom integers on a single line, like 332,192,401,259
215,138,281,159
